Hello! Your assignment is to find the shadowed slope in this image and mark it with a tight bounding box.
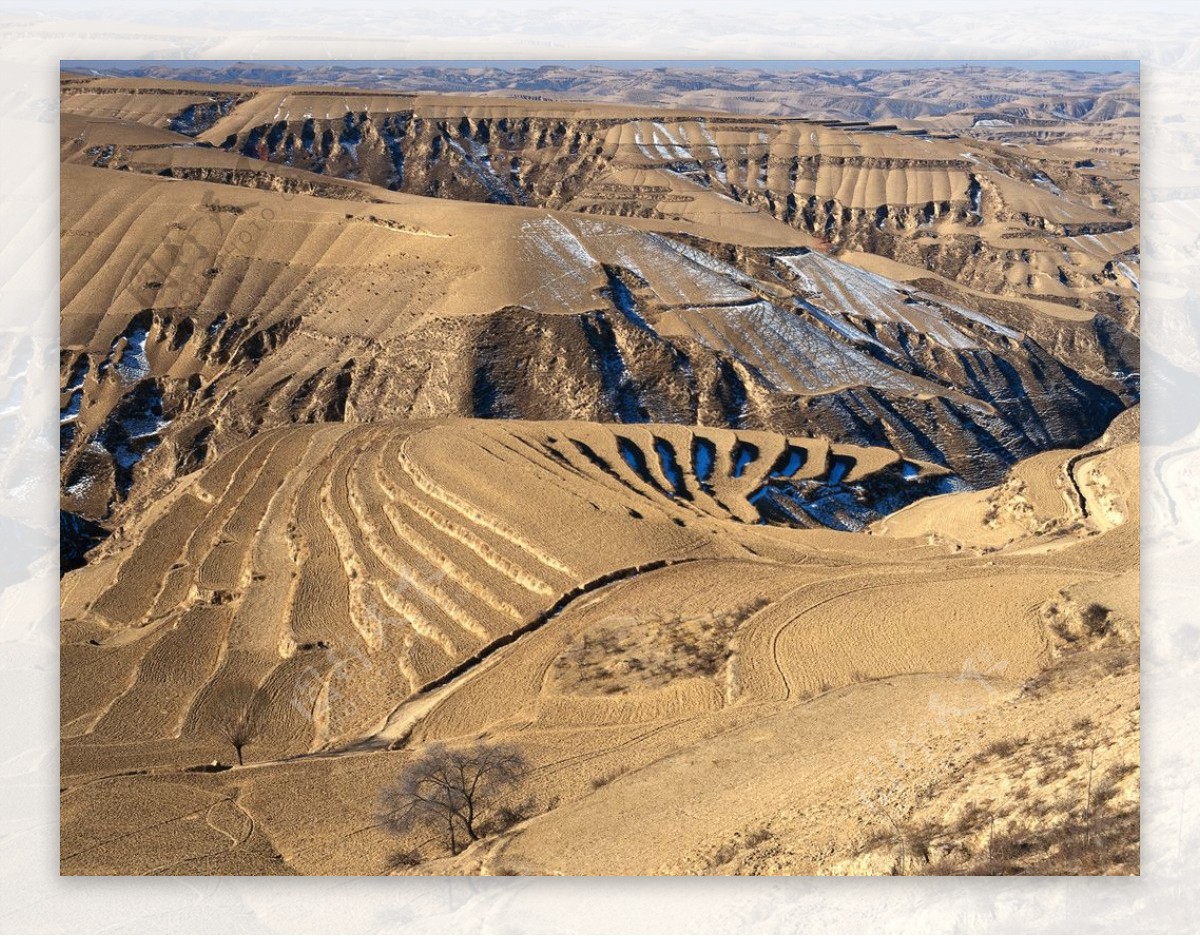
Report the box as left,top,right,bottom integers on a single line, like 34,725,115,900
60,161,1127,528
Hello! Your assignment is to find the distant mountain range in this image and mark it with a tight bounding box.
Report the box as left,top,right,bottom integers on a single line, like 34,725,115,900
66,63,1140,125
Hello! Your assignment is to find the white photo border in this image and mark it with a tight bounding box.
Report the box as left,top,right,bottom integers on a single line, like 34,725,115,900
2,1,1196,932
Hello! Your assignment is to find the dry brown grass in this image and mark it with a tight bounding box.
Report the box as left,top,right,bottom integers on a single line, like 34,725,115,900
708,824,775,871
549,599,769,696
975,736,1028,762
916,805,1139,875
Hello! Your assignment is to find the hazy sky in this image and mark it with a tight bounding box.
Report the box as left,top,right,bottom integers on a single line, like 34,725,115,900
62,59,1140,73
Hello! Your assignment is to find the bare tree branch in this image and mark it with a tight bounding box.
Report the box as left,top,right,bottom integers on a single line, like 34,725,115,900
378,740,530,859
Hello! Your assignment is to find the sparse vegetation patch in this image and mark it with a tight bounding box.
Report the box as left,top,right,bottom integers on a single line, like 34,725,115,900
549,598,769,695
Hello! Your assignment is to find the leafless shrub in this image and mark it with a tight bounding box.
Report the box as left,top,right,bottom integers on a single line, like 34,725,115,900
710,841,738,867
590,768,623,790
904,821,940,865
919,804,1139,876
976,736,1027,762
484,797,536,836
554,599,769,694
1080,603,1112,638
708,824,774,870
743,825,773,848
917,740,1139,876
385,849,422,870
1104,645,1139,674
222,714,253,766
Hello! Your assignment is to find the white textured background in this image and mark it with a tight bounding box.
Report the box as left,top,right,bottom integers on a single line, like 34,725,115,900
1,1,1195,932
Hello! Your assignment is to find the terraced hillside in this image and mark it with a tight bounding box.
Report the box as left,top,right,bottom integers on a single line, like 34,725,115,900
60,416,1139,875
63,78,1139,317
60,148,1132,529
61,420,945,758
60,70,1139,877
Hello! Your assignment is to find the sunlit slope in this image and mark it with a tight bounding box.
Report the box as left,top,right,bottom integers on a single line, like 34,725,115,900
62,425,1136,875
425,436,1138,876
61,77,1139,319
58,75,1140,878
61,419,946,762
873,407,1140,551
60,163,1127,527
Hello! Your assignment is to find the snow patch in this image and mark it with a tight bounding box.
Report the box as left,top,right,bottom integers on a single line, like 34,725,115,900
60,390,82,424
696,122,728,184
795,299,886,350
731,441,758,478
654,438,687,496
769,447,807,479
674,299,920,395
779,251,1022,347
65,475,95,498
1030,172,1064,198
652,122,691,160
1116,261,1140,291
516,216,598,308
114,325,151,382
446,137,512,203
693,437,716,488
631,123,657,161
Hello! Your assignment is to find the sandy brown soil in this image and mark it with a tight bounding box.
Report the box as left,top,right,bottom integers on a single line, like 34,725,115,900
59,71,1139,876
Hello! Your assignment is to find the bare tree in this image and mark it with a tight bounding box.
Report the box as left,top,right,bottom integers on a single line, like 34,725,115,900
221,711,253,766
379,740,529,858
217,680,259,766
